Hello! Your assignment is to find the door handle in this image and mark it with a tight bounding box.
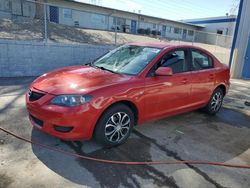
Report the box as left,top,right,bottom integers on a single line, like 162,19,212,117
181,78,188,84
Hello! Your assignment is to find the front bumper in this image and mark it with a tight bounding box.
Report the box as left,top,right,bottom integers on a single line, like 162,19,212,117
25,88,99,140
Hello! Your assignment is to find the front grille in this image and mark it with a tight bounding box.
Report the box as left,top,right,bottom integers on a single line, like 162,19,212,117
29,90,45,102
30,114,44,127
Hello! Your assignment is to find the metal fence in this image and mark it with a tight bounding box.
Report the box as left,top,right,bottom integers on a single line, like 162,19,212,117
0,0,233,64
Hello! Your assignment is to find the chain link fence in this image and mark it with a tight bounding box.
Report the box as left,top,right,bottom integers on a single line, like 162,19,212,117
0,0,233,64
0,0,45,41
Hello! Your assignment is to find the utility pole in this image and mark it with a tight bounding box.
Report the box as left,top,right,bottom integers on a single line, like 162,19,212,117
115,16,117,46
113,10,117,46
44,3,47,43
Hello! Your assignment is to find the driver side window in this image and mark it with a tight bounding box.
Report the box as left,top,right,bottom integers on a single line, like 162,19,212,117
157,50,188,74
147,49,189,77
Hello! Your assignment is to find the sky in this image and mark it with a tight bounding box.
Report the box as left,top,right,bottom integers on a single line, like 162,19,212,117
76,0,239,20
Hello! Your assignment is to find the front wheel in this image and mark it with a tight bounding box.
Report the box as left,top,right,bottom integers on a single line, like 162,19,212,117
204,88,224,115
94,104,134,147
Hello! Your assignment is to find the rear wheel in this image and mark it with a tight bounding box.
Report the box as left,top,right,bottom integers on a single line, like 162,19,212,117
94,104,134,147
204,88,224,115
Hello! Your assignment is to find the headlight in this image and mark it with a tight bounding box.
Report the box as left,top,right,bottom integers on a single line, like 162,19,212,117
51,95,92,107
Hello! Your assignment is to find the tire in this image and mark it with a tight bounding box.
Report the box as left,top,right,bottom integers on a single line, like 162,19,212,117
94,104,135,147
204,87,224,115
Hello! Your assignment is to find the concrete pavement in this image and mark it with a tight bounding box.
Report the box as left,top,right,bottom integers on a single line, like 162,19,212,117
0,77,250,188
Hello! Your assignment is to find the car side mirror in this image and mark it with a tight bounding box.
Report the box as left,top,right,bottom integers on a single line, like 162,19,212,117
155,67,173,76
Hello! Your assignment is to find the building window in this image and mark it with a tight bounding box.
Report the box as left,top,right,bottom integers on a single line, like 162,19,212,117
188,30,194,36
63,8,72,19
174,27,181,34
162,25,171,33
217,30,223,35
113,17,125,25
153,24,156,29
167,26,171,33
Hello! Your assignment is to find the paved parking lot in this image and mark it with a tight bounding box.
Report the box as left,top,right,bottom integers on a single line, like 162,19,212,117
0,77,250,188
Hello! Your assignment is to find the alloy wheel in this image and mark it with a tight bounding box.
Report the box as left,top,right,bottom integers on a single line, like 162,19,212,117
105,112,131,143
211,92,223,112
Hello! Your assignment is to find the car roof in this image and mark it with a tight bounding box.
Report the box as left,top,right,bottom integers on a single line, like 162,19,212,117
128,42,202,50
128,42,214,56
127,42,217,61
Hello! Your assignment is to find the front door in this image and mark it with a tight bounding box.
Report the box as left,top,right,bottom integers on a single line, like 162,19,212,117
162,25,166,37
144,49,192,120
242,36,250,78
182,29,187,40
49,6,59,23
131,20,137,34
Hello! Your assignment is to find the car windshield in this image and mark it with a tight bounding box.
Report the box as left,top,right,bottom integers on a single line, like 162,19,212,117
92,45,161,75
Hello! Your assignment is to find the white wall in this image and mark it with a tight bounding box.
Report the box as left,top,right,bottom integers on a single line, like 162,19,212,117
201,22,236,36
231,0,250,78
47,0,198,37
0,0,35,19
58,8,109,30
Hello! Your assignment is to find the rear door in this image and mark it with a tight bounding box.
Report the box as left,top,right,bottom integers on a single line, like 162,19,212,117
144,48,192,119
189,49,215,106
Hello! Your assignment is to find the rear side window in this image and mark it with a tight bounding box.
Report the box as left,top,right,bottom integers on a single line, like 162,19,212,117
160,50,188,74
191,50,213,70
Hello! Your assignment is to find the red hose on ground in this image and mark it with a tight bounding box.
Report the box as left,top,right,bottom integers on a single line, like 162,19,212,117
1,127,250,169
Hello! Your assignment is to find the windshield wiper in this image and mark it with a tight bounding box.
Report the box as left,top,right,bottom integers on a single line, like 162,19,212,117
85,61,93,67
87,63,119,74
95,66,118,74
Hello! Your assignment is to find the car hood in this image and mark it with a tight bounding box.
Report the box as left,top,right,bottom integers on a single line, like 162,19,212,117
31,65,132,95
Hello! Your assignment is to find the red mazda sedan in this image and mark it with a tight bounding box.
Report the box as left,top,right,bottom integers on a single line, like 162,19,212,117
26,43,230,146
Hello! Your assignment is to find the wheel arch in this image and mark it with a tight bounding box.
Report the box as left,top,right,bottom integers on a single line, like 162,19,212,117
102,100,139,126
214,84,227,96
92,99,139,135
91,99,139,143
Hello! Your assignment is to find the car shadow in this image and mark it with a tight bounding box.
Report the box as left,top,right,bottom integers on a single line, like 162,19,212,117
204,107,250,128
31,128,181,188
31,106,250,188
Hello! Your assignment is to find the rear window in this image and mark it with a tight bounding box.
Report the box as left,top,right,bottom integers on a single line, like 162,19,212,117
191,50,213,70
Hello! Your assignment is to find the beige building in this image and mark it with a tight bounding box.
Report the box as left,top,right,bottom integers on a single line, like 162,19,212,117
0,0,202,41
